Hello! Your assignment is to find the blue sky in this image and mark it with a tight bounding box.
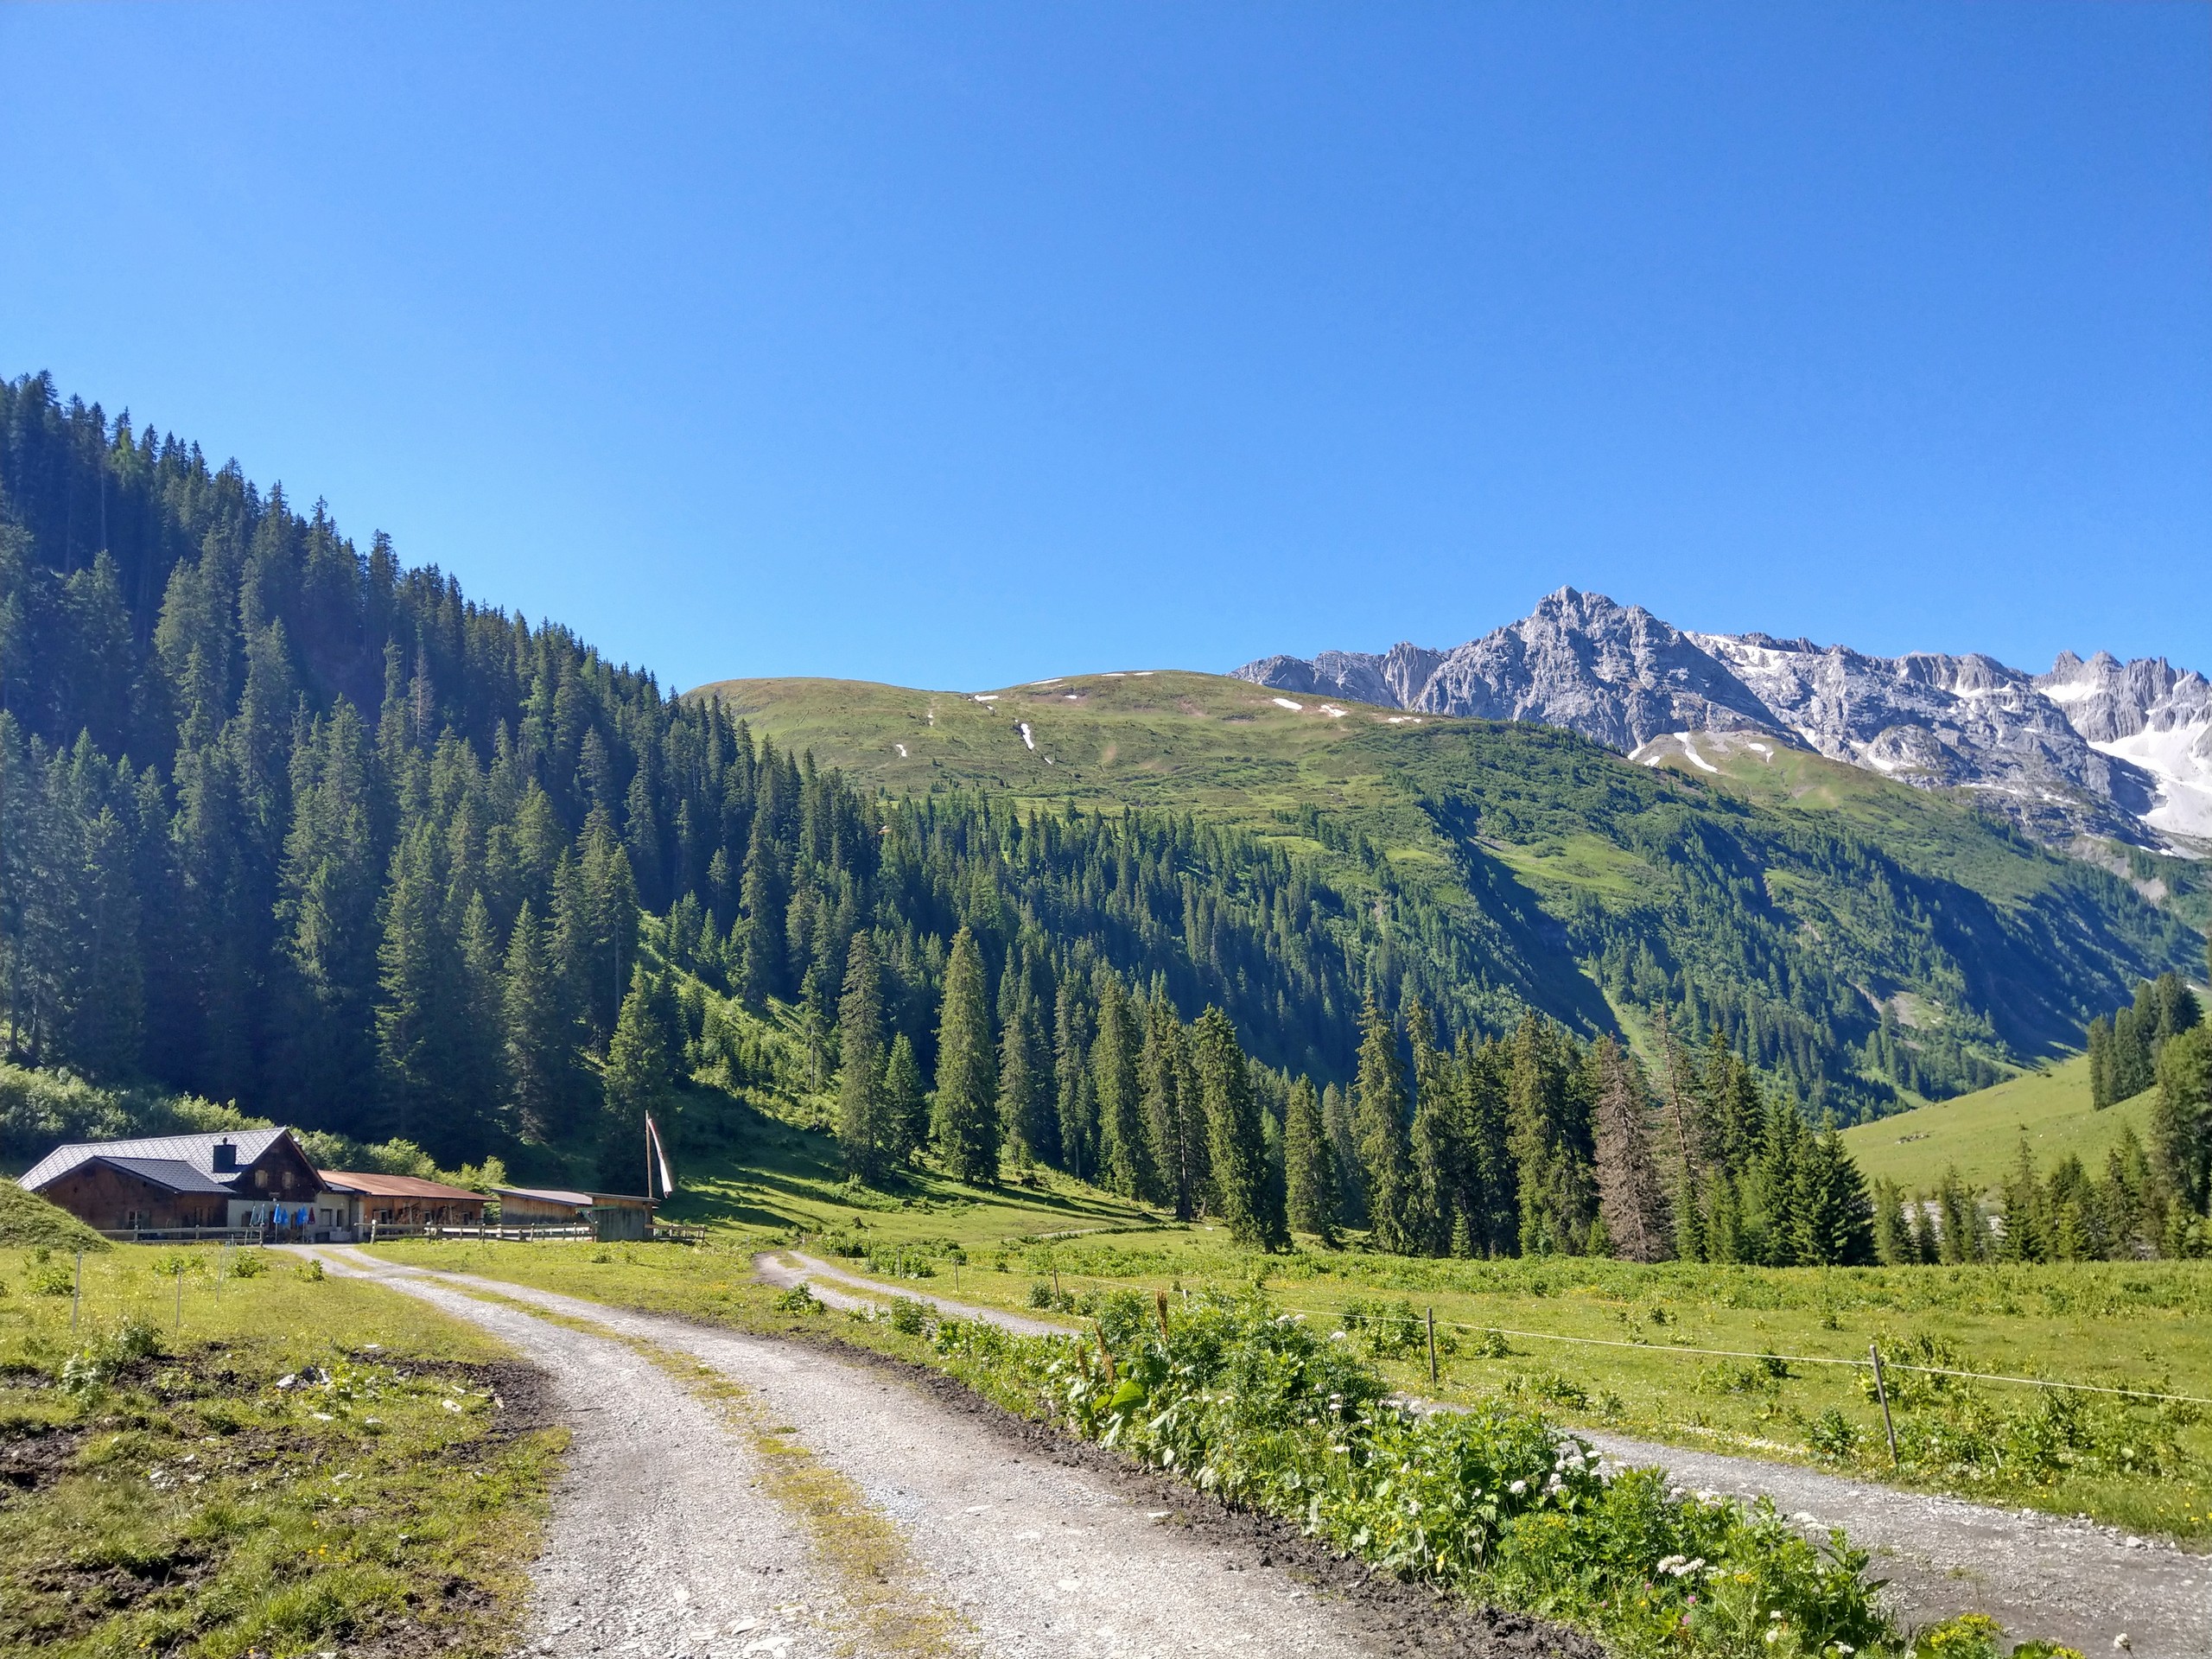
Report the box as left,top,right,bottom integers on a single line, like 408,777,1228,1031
3,3,2206,690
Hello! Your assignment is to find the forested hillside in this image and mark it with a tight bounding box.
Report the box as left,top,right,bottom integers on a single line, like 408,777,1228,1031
0,372,2202,1200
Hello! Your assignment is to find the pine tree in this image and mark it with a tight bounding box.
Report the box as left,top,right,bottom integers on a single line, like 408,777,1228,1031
836,932,887,1182
1354,996,1414,1253
1795,1127,1875,1265
1053,976,1095,1180
2151,1023,2212,1218
453,892,506,1150
1592,1038,1671,1262
997,959,1046,1169
502,900,573,1142
374,824,450,1147
882,1033,926,1166
1284,1075,1337,1243
1141,998,1206,1220
602,960,676,1189
1406,1001,1458,1255
931,925,999,1183
1508,1014,1594,1255
1093,971,1151,1199
1194,1006,1284,1249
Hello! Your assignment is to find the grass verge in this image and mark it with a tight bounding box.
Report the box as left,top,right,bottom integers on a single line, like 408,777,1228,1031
0,1244,562,1659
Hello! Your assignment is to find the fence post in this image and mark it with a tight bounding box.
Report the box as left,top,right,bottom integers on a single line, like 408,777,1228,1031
1426,1307,1440,1385
1869,1341,1898,1468
72,1249,82,1334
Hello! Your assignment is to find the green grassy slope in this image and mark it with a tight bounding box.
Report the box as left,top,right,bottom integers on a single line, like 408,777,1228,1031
696,671,2203,1110
1839,1054,2158,1194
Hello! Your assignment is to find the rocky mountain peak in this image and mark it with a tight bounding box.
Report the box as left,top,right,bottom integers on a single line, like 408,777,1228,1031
1236,594,2212,852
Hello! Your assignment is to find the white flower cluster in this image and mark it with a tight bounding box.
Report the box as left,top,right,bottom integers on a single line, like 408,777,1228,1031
1653,1554,1707,1579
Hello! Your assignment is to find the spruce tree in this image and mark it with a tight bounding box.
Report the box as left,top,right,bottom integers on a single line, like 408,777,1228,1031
882,1033,926,1166
1354,995,1414,1253
1053,975,1096,1179
1284,1075,1338,1243
931,925,1000,1183
374,824,449,1148
1592,1037,1671,1262
1406,1001,1458,1255
1795,1128,1875,1265
996,958,1048,1169
2151,1023,2211,1217
836,931,887,1182
1092,971,1151,1199
602,960,676,1190
1194,1007,1284,1249
1141,998,1206,1219
502,900,573,1142
1507,1014,1594,1255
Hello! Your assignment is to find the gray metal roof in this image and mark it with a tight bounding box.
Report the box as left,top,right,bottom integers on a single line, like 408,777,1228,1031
17,1126,297,1192
87,1156,239,1196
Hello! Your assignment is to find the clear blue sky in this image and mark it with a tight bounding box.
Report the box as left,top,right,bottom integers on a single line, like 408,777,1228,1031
3,3,2206,690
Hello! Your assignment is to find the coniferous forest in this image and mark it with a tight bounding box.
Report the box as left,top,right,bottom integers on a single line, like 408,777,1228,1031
3,372,2209,1261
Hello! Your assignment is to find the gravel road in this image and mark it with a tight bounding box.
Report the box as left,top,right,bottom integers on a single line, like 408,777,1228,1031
1580,1428,2209,1659
759,1249,1076,1337
303,1249,851,1659
312,1247,1586,1659
763,1249,2212,1657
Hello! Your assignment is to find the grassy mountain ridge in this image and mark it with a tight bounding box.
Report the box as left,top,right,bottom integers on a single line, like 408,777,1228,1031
697,670,2206,1116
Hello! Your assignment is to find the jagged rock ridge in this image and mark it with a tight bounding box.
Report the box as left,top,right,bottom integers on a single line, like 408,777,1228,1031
1234,588,2212,849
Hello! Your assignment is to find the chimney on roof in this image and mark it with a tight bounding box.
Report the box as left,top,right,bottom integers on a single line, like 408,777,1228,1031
212,1140,238,1173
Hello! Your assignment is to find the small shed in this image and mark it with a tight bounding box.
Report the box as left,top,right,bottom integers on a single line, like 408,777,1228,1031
493,1185,657,1240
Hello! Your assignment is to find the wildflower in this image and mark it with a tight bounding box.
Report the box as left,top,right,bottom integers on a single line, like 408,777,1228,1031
1509,1479,1528,1495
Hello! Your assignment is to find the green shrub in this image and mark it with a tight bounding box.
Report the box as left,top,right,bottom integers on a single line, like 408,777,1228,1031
772,1283,823,1315
1808,1408,1860,1461
227,1249,269,1279
293,1258,325,1283
26,1258,74,1296
887,1296,928,1335
1032,1290,1895,1659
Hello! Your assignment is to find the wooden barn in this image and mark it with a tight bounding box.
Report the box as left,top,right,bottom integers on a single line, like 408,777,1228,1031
17,1128,346,1239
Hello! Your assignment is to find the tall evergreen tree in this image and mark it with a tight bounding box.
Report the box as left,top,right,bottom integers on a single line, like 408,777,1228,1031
1092,971,1151,1199
1284,1075,1338,1243
1141,997,1207,1220
1054,976,1096,1180
931,926,999,1183
836,931,887,1182
882,1033,926,1166
1405,1001,1459,1255
501,900,573,1142
1591,1037,1671,1262
1194,1006,1285,1249
601,960,676,1190
996,957,1047,1169
1354,995,1414,1253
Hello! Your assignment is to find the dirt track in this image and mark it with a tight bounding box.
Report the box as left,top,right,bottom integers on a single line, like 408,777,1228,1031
767,1249,2212,1658
309,1247,1590,1659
